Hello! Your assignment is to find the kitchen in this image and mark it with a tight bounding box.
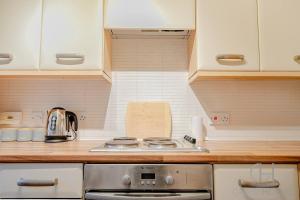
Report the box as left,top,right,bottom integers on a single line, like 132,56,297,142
0,0,300,200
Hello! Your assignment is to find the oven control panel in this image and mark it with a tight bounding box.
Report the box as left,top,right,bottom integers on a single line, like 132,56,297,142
134,166,176,187
84,164,213,191
137,174,174,186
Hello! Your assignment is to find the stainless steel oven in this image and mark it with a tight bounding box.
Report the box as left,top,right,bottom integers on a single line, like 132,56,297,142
84,164,213,200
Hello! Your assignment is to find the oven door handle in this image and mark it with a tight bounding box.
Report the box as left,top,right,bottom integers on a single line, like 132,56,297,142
85,192,211,200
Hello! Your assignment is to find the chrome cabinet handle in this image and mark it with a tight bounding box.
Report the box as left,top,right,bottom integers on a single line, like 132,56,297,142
238,179,280,188
216,54,245,65
17,178,58,187
85,192,211,200
294,55,300,64
56,53,85,65
0,54,13,64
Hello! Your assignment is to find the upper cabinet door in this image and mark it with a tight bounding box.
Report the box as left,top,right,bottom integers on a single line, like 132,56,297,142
196,0,260,71
104,0,195,30
40,0,103,70
0,0,42,70
259,0,300,71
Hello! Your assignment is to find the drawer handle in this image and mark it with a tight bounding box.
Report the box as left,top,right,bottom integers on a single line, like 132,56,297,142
17,178,58,187
216,54,245,65
0,54,13,64
56,53,85,65
238,179,280,188
294,55,300,64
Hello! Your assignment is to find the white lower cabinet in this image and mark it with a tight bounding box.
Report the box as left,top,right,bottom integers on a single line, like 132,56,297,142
0,164,83,199
214,164,299,200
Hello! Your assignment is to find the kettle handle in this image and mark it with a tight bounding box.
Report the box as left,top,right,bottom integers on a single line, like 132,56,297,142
66,111,78,132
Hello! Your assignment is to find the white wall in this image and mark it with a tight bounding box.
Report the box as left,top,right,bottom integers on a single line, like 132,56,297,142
0,39,205,139
0,38,299,140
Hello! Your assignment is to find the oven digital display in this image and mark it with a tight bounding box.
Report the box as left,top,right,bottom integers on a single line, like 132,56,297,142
141,173,155,179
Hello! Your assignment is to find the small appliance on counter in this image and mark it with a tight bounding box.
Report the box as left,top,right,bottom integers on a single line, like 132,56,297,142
45,107,78,143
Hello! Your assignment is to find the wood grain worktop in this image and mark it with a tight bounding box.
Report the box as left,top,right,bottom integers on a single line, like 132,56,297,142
0,140,300,163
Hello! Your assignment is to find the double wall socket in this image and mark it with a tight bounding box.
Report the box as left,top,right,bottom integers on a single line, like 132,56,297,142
209,112,230,125
78,111,87,121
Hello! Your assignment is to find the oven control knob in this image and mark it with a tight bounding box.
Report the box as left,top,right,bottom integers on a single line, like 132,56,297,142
122,175,131,186
164,176,174,185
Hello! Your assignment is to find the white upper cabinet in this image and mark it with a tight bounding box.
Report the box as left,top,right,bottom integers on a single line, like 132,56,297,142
40,0,104,70
0,0,42,70
258,0,300,71
104,0,195,30
195,0,260,71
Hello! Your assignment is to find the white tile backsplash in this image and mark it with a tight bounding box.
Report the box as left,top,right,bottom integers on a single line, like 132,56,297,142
106,71,203,138
0,38,299,140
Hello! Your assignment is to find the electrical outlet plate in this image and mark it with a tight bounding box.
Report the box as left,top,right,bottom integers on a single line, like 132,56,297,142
209,112,230,125
31,111,44,125
77,111,87,121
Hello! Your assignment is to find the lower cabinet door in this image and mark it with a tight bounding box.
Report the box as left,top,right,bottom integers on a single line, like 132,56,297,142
0,164,83,199
214,164,299,200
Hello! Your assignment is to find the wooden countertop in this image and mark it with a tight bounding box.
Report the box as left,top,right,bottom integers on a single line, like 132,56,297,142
0,141,300,163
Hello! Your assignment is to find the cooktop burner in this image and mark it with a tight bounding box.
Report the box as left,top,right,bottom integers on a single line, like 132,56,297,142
90,138,209,153
143,137,172,142
147,141,177,149
113,137,137,141
104,140,139,149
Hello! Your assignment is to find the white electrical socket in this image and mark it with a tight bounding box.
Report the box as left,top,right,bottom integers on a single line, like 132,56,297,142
77,111,87,121
31,111,43,120
210,112,230,125
30,111,44,126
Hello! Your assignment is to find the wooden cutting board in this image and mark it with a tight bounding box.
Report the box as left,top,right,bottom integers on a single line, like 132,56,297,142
126,102,172,139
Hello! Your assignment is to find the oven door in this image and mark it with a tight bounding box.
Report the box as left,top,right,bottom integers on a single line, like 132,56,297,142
85,192,211,200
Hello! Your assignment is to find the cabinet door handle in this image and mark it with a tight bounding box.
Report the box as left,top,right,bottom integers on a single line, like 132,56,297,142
216,54,245,65
0,54,13,64
17,178,58,187
56,53,85,65
294,55,300,64
238,179,280,188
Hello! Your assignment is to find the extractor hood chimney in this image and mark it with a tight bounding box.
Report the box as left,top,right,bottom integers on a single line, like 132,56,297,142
104,0,195,39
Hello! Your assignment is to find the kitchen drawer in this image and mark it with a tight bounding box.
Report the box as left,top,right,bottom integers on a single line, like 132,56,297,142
0,164,83,198
214,164,299,200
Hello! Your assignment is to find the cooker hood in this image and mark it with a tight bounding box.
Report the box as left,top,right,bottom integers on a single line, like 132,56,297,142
109,29,191,39
104,0,195,39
